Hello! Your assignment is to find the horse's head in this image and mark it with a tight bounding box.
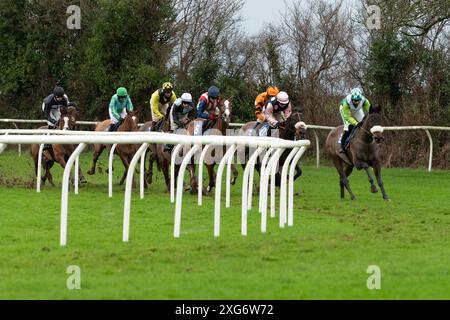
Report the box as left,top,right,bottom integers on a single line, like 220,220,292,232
365,105,384,144
122,111,139,131
282,112,307,140
219,98,232,123
59,105,78,130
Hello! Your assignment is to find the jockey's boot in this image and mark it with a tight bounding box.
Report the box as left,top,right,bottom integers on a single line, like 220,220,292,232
339,130,350,153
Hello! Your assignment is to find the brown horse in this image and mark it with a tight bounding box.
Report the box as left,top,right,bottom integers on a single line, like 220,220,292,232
31,106,87,187
87,111,139,185
185,98,239,194
140,115,198,193
325,105,389,201
239,112,305,186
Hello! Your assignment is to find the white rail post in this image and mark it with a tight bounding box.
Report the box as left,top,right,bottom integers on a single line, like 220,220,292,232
270,156,279,218
74,154,80,195
261,148,284,233
214,144,237,237
140,146,147,200
12,123,21,157
259,148,274,213
279,147,300,228
108,144,117,198
122,143,149,242
241,147,264,236
247,158,256,210
313,129,320,168
174,144,201,238
60,143,87,247
198,144,211,206
37,133,50,193
288,146,308,227
0,133,8,154
226,145,235,208
171,144,183,204
425,129,433,172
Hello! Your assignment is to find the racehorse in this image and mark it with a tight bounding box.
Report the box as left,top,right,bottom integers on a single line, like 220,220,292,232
140,113,198,194
325,105,389,201
87,112,139,185
185,99,239,194
31,106,87,187
239,112,306,187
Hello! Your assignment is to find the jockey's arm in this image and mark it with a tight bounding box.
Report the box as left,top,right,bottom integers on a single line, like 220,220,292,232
264,103,278,127
363,99,371,114
255,95,265,121
171,103,184,126
284,103,292,120
170,92,177,104
109,96,121,121
150,90,164,120
126,96,134,113
341,103,358,126
196,100,210,120
43,101,57,124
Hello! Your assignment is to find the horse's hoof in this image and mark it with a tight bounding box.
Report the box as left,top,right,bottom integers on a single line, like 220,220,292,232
351,196,356,201
371,186,378,193
384,197,391,202
87,170,95,176
80,177,87,184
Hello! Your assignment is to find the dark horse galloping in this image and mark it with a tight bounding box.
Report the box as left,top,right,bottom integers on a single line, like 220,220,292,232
239,112,306,186
31,106,87,187
325,105,389,201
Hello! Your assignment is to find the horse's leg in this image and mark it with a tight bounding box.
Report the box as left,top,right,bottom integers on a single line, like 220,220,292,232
294,164,303,181
129,153,137,188
205,164,216,194
231,164,239,185
373,162,390,201
188,164,197,195
87,144,105,175
78,166,87,184
359,162,378,194
333,158,356,200
162,158,171,192
147,151,155,185
118,153,130,186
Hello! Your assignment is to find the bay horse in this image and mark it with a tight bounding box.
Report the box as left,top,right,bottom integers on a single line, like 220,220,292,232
185,99,239,194
325,105,389,201
140,114,198,193
87,112,139,185
31,106,87,187
238,112,305,187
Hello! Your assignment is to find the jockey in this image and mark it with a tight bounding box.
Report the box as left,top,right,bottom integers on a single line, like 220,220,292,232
150,82,177,130
42,86,70,129
109,87,134,132
261,91,292,136
339,88,371,152
255,86,280,122
165,93,195,152
196,86,221,131
170,93,195,132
